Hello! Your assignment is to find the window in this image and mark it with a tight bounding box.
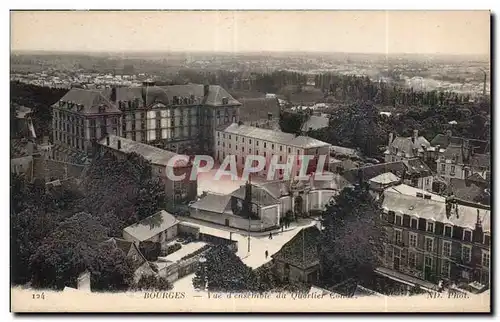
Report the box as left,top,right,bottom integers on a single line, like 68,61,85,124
229,135,231,140
442,260,451,278
236,145,238,150
463,230,472,242
444,225,452,238
450,165,456,175
264,142,266,148
264,152,267,157
395,215,402,226
272,144,274,149
280,146,283,152
217,141,220,146
482,250,490,268
242,138,245,143
229,144,231,149
442,241,452,257
279,155,283,162
223,134,225,139
425,237,434,252
241,156,244,164
409,233,417,248
217,132,220,137
461,245,471,263
410,218,418,229
288,147,291,153
236,137,238,142
256,141,259,146
409,251,416,268
424,256,432,268
427,222,434,233
242,147,245,153
394,229,402,243
249,139,252,144
484,234,490,246
235,156,238,163
441,164,446,172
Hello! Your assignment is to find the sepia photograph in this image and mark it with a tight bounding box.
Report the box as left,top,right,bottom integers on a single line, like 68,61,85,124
9,9,491,313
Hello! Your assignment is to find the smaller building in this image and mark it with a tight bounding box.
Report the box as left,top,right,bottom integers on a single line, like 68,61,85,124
272,226,321,284
102,237,156,283
385,130,431,163
98,134,197,203
123,210,180,250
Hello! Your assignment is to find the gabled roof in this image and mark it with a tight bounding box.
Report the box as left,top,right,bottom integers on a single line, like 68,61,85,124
123,210,179,242
387,135,430,158
101,237,147,270
272,226,321,270
98,134,189,167
402,158,433,177
230,184,280,207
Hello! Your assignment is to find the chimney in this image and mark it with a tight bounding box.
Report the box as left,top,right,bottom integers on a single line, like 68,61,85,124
388,132,394,146
117,139,121,150
446,130,452,138
357,168,364,186
412,130,418,144
106,136,110,146
111,87,117,102
204,84,210,97
445,201,452,219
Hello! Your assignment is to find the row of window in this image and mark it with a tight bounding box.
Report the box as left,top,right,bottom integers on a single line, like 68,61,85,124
394,249,489,277
394,229,490,266
389,212,489,244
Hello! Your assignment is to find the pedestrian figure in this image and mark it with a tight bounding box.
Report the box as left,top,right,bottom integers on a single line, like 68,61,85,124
265,250,269,259
269,232,273,239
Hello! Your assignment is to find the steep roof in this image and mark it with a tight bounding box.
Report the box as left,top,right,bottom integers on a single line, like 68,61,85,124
272,226,321,270
239,97,280,124
382,191,490,232
230,184,280,207
98,134,189,167
189,193,232,214
442,145,491,169
53,84,241,115
123,210,179,242
53,88,121,115
387,135,430,158
221,123,330,149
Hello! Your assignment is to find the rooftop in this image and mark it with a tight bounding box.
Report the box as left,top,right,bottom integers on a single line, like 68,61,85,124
382,191,490,232
220,123,331,149
123,210,179,242
387,135,431,158
431,133,489,153
189,193,232,214
369,172,401,185
385,184,445,203
98,134,188,167
53,84,241,115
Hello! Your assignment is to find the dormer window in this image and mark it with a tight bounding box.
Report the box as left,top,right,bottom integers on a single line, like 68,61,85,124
463,230,472,242
98,105,106,113
426,221,434,233
443,225,453,238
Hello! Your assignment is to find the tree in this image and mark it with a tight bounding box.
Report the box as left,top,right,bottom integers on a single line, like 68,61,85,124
319,186,387,286
135,275,172,291
90,243,134,292
192,245,258,292
279,111,305,136
139,241,162,261
29,212,109,290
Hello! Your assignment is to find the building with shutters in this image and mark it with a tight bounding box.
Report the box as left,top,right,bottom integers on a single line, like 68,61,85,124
379,191,490,294
51,82,241,162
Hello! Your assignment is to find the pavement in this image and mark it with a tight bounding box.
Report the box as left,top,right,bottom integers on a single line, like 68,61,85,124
171,217,319,293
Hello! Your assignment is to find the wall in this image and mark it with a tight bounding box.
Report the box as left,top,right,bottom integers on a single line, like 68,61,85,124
260,205,280,227
178,222,201,239
190,208,277,232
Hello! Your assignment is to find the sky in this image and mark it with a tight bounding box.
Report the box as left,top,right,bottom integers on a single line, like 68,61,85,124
11,11,491,56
